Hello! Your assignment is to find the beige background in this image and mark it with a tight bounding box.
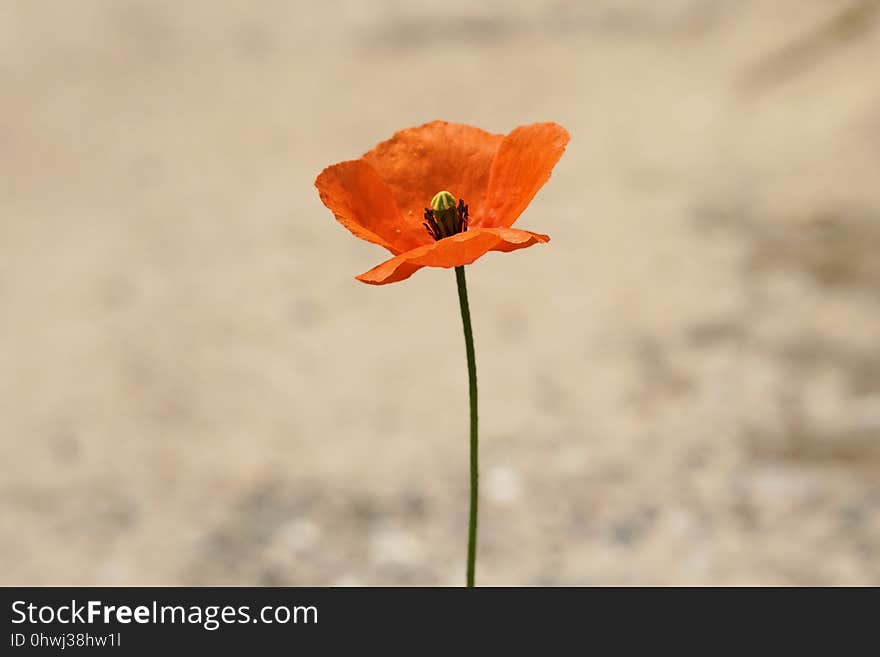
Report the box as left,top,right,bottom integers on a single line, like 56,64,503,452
2,0,879,585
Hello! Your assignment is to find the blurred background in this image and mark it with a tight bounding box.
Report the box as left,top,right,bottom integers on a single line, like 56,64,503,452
2,0,879,585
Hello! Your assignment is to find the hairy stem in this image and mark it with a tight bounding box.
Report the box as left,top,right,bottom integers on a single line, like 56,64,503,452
454,265,479,587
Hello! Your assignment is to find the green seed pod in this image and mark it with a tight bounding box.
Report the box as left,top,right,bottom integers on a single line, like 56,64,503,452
430,191,458,237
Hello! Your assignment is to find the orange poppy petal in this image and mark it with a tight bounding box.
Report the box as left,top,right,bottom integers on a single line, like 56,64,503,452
355,227,550,285
315,159,428,254
482,122,570,229
361,121,504,229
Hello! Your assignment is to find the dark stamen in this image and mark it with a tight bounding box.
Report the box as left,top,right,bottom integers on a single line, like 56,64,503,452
423,198,469,241
423,208,442,240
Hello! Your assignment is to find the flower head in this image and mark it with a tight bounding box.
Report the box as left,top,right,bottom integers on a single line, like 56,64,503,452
315,121,569,284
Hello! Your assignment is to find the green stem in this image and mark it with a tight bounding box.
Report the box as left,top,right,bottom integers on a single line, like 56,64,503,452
455,265,479,587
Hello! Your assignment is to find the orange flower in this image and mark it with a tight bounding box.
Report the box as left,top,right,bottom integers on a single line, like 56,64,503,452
315,121,569,284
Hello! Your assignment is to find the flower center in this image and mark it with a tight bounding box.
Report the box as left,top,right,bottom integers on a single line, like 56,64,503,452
423,190,468,241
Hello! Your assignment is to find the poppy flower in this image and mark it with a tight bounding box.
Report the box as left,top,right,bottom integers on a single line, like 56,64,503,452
314,120,569,586
315,121,569,284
